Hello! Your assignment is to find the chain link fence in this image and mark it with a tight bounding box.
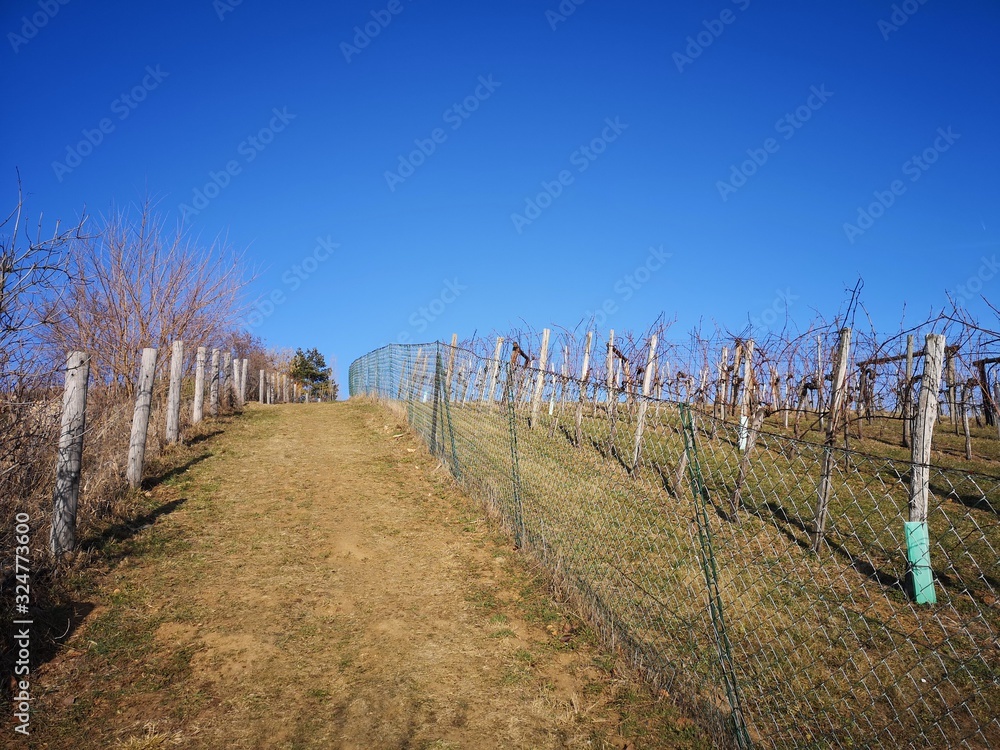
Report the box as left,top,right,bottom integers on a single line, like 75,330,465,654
349,341,999,749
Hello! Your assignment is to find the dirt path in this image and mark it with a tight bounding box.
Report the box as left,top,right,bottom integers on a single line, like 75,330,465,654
27,401,696,749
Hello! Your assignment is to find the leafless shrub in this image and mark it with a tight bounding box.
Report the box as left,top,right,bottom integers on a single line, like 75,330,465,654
1,181,84,570
41,198,251,392
2,189,256,572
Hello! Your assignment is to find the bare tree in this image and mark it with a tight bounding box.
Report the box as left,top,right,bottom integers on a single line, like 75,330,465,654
43,198,252,391
1,181,86,384
0,181,85,566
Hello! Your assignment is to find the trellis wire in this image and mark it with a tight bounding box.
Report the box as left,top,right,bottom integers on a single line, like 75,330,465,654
349,341,999,749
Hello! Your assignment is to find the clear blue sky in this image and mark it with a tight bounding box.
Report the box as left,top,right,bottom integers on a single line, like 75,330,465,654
4,0,999,387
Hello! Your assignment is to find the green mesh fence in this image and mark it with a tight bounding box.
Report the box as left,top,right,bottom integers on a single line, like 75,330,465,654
349,341,1000,749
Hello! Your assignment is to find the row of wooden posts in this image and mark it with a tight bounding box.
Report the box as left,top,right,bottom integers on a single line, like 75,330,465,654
428,328,948,603
48,343,273,558
443,329,981,444
259,369,301,405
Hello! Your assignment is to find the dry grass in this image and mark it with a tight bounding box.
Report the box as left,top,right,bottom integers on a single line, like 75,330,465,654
401,393,1000,748
19,401,703,749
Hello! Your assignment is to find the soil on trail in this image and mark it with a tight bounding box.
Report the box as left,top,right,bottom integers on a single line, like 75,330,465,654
25,401,699,749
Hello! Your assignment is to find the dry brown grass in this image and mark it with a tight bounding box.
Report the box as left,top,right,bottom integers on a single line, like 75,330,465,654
19,401,703,749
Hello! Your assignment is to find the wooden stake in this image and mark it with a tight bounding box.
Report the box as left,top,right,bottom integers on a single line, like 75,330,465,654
812,328,851,551
606,329,615,405
606,329,619,453
529,328,550,428
730,343,743,412
466,363,481,404
240,358,249,405
575,331,593,447
738,339,755,451
193,346,207,424
232,355,242,407
630,335,658,472
165,340,184,444
127,348,158,488
484,336,504,407
210,349,220,416
50,351,90,558
221,351,232,411
560,345,569,414
907,333,945,604
446,333,458,395
716,346,729,421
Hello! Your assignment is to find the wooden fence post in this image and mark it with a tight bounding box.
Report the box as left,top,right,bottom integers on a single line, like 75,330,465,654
738,339,755,451
221,351,232,411
232,356,242,407
730,343,743,412
907,333,945,604
50,351,90,558
193,346,206,424
446,333,458,395
209,349,220,416
560,346,569,414
231,357,239,407
716,346,729,421
631,334,658,472
467,364,482,404
165,340,183,444
603,330,613,401
812,328,851,552
241,358,248,405
606,329,619,452
575,331,593,447
127,348,158,488
484,336,504,407
529,328,550,428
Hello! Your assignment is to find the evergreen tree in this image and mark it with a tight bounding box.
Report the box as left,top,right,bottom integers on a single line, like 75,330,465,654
289,348,336,400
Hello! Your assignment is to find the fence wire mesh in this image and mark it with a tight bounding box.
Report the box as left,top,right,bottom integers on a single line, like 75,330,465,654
349,341,1000,749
